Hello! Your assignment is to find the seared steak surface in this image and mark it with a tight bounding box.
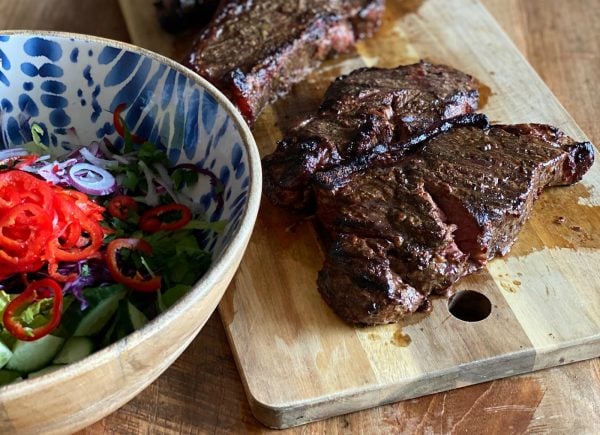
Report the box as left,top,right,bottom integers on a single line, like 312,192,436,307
315,122,594,324
184,0,385,125
263,61,480,211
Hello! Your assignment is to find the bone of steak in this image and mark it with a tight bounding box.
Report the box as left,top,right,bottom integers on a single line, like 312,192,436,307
262,61,480,211
184,0,385,125
315,122,594,325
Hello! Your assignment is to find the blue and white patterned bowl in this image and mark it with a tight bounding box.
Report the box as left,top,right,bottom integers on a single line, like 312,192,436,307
0,31,261,433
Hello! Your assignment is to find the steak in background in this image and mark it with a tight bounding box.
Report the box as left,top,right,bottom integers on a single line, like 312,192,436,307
154,0,219,34
184,0,385,125
315,122,594,325
262,61,480,212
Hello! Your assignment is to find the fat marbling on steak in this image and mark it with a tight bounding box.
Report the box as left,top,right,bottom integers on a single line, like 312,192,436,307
184,0,385,125
262,61,481,211
314,120,594,324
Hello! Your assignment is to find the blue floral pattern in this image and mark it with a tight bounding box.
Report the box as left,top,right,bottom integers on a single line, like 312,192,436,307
0,33,252,258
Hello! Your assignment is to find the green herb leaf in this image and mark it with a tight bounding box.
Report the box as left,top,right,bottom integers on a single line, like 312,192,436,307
143,230,212,289
159,284,191,312
137,141,170,167
184,219,228,234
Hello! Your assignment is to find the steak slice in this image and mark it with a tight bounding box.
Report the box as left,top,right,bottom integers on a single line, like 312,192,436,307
263,61,481,211
183,0,385,125
315,122,594,325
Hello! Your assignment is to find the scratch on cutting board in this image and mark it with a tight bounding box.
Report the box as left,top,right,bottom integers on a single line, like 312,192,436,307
447,382,495,433
483,404,537,413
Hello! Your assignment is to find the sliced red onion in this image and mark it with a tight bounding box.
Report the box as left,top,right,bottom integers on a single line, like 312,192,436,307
154,162,201,213
137,160,159,206
67,162,116,196
87,141,100,155
99,138,131,165
37,163,62,184
65,127,83,148
25,157,76,185
0,147,29,160
80,146,118,169
152,163,178,201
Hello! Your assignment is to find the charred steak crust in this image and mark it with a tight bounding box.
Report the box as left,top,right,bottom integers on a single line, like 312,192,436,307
316,121,594,325
262,61,481,212
184,0,385,125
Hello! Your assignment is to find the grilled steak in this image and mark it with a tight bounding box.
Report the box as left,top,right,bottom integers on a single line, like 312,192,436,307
183,0,385,125
315,122,594,324
262,61,480,211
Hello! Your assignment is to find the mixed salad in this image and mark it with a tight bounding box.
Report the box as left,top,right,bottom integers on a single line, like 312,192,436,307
0,105,225,385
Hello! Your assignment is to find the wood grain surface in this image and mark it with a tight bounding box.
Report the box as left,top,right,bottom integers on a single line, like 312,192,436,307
1,0,599,433
196,0,600,427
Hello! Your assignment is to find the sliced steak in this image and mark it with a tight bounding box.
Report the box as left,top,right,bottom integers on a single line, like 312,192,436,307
184,0,385,125
417,123,594,264
315,122,594,325
263,61,481,211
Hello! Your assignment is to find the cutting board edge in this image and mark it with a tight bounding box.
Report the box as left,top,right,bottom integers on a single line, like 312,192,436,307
236,349,541,429
222,292,600,429
219,324,541,429
531,333,600,370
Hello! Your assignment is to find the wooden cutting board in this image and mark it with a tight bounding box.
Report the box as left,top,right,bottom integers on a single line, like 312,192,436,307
120,0,600,428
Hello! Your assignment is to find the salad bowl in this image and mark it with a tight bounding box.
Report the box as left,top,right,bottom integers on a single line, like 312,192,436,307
0,31,261,433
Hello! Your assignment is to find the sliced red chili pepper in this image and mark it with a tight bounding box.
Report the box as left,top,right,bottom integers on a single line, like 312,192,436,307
0,170,105,281
0,203,52,273
105,238,161,292
48,193,104,263
47,260,77,282
0,203,52,253
57,220,82,249
139,203,192,233
0,170,54,214
14,154,40,169
113,103,145,144
3,278,63,341
0,263,15,280
56,189,105,221
107,195,138,220
49,216,104,262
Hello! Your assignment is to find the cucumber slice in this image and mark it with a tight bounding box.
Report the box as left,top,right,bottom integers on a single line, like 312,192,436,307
60,285,126,337
103,300,149,346
0,330,16,349
0,370,22,385
128,302,149,330
6,335,65,373
28,365,65,379
0,340,12,369
53,337,94,364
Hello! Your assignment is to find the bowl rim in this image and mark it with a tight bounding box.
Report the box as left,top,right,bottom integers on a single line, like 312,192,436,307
0,30,262,399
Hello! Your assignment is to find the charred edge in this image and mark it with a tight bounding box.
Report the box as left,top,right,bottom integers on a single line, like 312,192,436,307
312,113,490,191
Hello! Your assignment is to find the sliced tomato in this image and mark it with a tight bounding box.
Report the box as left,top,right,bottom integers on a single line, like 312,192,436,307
105,238,161,292
139,203,192,233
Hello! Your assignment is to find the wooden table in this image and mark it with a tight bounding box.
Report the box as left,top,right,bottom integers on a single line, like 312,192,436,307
1,0,598,432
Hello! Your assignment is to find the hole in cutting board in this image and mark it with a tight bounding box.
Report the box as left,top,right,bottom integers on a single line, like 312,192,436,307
448,290,491,322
